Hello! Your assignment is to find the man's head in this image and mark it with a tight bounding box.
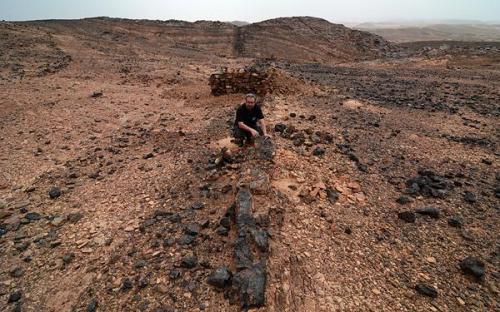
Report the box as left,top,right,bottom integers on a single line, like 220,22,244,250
244,93,256,109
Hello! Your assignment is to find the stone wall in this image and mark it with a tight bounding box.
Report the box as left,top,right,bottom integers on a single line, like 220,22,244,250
209,66,276,96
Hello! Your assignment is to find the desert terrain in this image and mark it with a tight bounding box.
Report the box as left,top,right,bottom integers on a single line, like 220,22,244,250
0,16,499,312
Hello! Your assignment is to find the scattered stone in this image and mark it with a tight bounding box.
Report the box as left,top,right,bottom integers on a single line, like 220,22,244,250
67,212,83,223
415,283,438,298
178,235,196,245
463,191,477,203
415,207,440,219
207,267,232,288
184,223,200,236
168,213,182,223
406,170,452,198
49,187,61,199
216,226,229,236
459,257,485,279
181,256,198,269
9,267,24,278
91,91,103,98
220,217,231,228
191,202,204,210
122,277,133,291
232,262,266,308
8,291,22,303
256,136,275,160
50,216,65,226
312,146,325,156
25,212,42,221
398,211,416,223
87,298,98,312
143,152,154,159
448,216,463,228
326,188,339,204
481,158,492,165
169,269,181,280
274,123,286,133
62,253,75,264
396,196,412,205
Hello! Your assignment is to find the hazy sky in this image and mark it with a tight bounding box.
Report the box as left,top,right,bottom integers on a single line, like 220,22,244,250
1,0,499,23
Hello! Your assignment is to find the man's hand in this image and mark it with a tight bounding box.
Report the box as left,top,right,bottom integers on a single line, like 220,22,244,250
249,128,259,137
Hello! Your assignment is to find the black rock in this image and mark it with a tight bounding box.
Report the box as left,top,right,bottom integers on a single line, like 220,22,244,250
169,269,181,280
415,283,438,298
463,191,477,203
143,152,154,159
8,291,22,303
168,213,182,223
122,278,133,291
448,216,463,228
25,212,42,221
67,212,83,223
344,227,352,235
396,196,412,205
326,188,340,204
63,253,75,264
9,267,24,278
232,262,266,308
216,226,229,236
405,170,453,198
348,153,359,162
49,187,61,199
184,223,200,236
357,163,368,172
91,91,103,98
398,211,416,223
274,123,286,133
87,298,98,312
415,207,440,219
312,147,325,156
252,230,269,252
207,267,232,288
191,202,204,210
163,237,175,247
459,257,485,279
178,235,195,245
220,217,231,228
481,158,492,165
181,256,198,269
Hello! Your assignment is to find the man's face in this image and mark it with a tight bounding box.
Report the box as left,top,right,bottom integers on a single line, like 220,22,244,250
245,97,255,109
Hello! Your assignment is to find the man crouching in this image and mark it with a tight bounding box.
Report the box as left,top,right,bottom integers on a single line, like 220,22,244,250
233,93,268,146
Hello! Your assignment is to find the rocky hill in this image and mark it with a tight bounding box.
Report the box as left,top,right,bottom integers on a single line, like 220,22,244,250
2,16,396,69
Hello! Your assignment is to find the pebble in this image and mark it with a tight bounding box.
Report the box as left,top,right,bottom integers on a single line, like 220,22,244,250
415,207,440,219
207,267,232,288
459,257,485,279
181,256,198,269
398,211,416,223
87,298,98,312
463,191,477,203
25,212,42,221
448,216,463,228
191,202,204,210
49,187,61,199
415,283,438,298
121,277,133,291
9,267,24,278
8,291,22,303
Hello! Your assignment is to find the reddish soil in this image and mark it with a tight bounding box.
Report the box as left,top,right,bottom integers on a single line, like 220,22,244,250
0,17,498,312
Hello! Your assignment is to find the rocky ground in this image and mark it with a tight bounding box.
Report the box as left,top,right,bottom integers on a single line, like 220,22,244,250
0,18,499,312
